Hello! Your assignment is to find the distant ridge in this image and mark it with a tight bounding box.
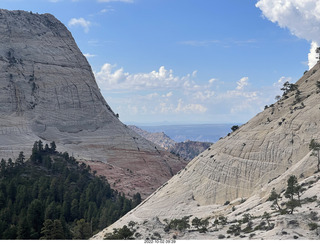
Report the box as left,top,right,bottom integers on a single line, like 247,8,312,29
129,125,212,161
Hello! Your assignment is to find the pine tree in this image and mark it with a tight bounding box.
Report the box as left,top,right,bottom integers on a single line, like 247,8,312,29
70,199,79,221
73,219,92,240
132,192,141,207
309,139,320,172
17,217,31,239
0,159,6,177
50,141,56,153
27,199,44,238
44,144,50,152
7,158,13,169
40,219,54,239
16,152,25,165
284,175,301,214
52,220,65,239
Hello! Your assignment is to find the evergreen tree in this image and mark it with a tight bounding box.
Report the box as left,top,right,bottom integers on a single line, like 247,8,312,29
44,144,50,153
27,199,44,238
7,158,13,169
73,219,92,240
52,220,65,239
50,141,56,153
38,140,43,152
0,140,134,240
268,188,283,212
284,175,301,214
309,139,320,172
70,199,79,221
17,217,31,239
132,192,141,207
40,219,54,239
16,152,25,165
0,159,6,176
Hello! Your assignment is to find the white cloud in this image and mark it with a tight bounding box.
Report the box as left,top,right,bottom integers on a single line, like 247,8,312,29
162,92,173,98
84,53,96,58
100,8,115,13
256,0,320,69
209,78,218,84
175,99,207,114
308,41,319,69
193,91,215,101
97,0,133,3
236,77,249,90
96,63,290,123
95,63,195,91
68,18,91,33
273,76,292,88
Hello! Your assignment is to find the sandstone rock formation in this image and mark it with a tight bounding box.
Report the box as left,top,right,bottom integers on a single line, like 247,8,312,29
169,140,212,161
92,62,320,239
129,125,212,161
128,125,176,150
0,9,186,199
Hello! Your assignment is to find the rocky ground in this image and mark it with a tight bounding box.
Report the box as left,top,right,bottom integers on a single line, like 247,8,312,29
93,172,320,240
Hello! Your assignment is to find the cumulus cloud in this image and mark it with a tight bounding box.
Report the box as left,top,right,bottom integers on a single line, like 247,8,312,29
209,78,218,84
95,63,195,91
193,91,215,101
308,41,319,69
256,0,320,69
236,77,249,90
96,63,287,122
68,18,91,33
175,99,207,114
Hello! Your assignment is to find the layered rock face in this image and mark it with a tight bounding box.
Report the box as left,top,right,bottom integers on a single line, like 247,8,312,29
128,125,176,150
0,9,186,198
93,62,320,239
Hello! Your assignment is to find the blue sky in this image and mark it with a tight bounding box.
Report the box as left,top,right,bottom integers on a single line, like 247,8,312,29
1,0,318,125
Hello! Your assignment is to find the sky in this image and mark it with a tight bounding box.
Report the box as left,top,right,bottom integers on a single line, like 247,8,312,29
1,0,319,125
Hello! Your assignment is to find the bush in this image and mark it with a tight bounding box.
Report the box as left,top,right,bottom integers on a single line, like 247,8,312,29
218,234,225,239
310,211,318,221
308,222,319,231
165,216,190,232
242,213,251,223
227,224,241,236
231,126,239,132
104,225,134,240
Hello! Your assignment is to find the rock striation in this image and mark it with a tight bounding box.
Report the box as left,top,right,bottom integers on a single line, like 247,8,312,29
128,125,176,150
169,140,212,161
93,62,320,239
0,9,186,199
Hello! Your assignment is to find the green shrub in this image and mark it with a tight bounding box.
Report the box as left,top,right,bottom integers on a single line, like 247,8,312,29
308,222,318,231
165,216,190,232
104,225,134,240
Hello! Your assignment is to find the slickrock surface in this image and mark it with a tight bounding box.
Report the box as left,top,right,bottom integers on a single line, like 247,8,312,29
93,62,320,239
168,140,212,161
0,9,186,199
128,125,176,150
